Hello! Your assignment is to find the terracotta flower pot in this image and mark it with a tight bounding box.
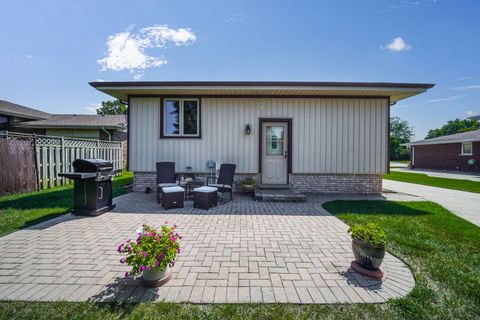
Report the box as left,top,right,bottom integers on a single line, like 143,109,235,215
142,265,172,287
352,238,385,270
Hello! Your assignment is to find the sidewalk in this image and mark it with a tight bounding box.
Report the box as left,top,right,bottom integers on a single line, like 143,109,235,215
383,179,480,227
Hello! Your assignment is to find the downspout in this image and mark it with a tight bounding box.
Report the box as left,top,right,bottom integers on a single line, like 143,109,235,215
101,127,111,141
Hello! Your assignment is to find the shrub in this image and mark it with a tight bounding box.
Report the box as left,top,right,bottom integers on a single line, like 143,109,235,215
117,223,182,277
348,223,387,246
241,178,257,186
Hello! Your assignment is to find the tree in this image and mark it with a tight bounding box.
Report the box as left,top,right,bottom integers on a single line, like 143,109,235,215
96,100,127,115
425,118,480,139
390,116,414,161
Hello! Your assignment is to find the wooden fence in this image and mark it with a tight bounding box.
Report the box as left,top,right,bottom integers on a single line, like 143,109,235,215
0,132,123,195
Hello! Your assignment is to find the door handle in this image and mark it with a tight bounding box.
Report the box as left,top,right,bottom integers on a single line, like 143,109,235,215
98,187,103,200
284,150,288,158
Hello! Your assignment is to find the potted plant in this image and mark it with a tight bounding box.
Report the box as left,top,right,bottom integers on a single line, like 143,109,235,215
240,177,257,194
348,223,386,271
117,223,182,287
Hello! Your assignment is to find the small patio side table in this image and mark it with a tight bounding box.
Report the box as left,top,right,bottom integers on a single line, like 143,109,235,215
182,181,204,200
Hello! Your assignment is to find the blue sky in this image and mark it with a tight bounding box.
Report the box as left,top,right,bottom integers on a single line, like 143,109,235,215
1,0,479,140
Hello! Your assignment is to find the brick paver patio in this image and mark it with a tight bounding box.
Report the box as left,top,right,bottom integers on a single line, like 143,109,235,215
0,192,417,303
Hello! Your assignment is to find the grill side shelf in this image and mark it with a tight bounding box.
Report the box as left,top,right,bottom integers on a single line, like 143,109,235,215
59,172,97,180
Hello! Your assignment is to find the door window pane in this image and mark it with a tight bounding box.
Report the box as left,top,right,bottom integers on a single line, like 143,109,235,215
183,100,198,135
165,100,180,135
266,126,284,155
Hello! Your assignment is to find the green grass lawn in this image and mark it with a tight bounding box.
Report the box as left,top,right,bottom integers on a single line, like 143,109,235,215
0,171,133,236
384,171,480,193
1,200,479,319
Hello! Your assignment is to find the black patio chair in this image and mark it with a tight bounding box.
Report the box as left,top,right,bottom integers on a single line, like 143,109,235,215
208,163,236,203
156,162,178,203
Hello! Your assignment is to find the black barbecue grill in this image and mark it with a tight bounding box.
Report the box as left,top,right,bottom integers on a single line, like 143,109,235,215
59,159,117,216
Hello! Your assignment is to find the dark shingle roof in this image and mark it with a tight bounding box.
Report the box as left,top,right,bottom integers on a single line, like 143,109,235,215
407,129,480,146
0,100,51,120
17,114,127,130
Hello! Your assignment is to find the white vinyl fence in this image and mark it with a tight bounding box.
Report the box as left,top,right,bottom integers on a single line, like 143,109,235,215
1,132,123,191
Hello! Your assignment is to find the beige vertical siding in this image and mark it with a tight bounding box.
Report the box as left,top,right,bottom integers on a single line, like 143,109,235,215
129,97,388,174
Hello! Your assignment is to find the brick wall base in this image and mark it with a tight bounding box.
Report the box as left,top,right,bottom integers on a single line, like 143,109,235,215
133,172,382,194
289,174,382,193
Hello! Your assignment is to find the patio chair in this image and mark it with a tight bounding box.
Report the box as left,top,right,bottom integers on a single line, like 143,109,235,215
208,163,236,203
156,162,178,203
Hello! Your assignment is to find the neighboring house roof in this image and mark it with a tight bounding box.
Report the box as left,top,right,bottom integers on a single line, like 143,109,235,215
0,100,51,120
468,115,480,120
406,129,480,146
16,114,127,130
90,81,435,103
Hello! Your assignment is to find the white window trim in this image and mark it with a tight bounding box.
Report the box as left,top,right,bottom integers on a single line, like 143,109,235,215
460,142,473,156
163,98,200,137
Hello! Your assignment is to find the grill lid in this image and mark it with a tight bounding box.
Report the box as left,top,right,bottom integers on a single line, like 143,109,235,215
73,158,113,172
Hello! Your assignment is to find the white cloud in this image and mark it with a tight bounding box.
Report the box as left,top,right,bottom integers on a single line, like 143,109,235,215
25,54,32,59
382,37,412,52
225,15,243,23
97,24,196,79
85,103,101,114
452,85,480,90
466,111,477,117
427,96,462,103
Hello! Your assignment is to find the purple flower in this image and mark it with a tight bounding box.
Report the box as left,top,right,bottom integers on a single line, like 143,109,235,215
117,244,124,253
127,246,132,252
170,236,176,242
173,224,178,228
140,265,145,271
120,258,126,264
177,248,181,254
171,260,175,267
155,260,159,267
143,252,147,257
124,272,129,278
126,239,131,243
165,221,168,224
158,254,165,260
146,266,151,271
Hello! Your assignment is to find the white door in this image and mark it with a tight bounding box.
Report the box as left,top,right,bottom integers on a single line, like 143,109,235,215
262,122,288,185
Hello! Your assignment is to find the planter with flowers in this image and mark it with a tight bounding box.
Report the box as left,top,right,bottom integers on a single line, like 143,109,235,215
348,223,386,279
118,223,182,287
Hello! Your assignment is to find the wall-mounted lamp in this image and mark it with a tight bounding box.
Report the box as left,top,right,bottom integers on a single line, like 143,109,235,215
245,124,252,135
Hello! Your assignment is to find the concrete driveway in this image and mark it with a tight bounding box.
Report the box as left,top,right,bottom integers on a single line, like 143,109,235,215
391,168,480,182
383,180,480,227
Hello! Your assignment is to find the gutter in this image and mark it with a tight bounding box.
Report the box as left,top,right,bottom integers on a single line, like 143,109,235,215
101,127,111,141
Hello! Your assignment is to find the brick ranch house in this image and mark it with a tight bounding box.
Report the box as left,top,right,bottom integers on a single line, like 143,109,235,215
90,81,434,193
406,129,480,172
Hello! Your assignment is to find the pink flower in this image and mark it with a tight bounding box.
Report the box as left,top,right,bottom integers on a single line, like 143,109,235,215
117,244,124,253
127,246,132,252
146,266,151,271
165,221,168,224
158,254,165,260
155,260,159,267
143,252,147,257
170,236,176,242
126,239,131,243
173,224,178,228
139,265,145,271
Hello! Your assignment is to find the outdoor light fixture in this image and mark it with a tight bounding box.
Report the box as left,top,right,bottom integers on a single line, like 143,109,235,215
245,124,252,135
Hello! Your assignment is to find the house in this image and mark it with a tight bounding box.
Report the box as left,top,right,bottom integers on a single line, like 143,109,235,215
0,100,127,141
407,129,480,172
90,81,434,193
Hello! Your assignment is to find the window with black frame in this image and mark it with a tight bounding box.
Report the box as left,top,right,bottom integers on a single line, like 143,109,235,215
0,116,8,133
163,99,199,137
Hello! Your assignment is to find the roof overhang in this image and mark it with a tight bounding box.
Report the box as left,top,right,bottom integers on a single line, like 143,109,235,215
404,139,480,147
89,81,435,103
14,123,124,130
0,110,50,120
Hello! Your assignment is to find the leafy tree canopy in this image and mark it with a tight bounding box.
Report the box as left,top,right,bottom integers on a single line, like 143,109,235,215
389,116,413,161
96,100,127,115
390,116,414,143
425,118,480,139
